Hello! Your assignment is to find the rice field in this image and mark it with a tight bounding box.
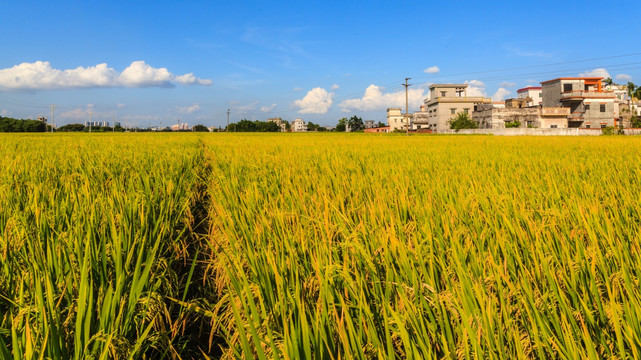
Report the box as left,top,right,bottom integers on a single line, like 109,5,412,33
2,133,641,359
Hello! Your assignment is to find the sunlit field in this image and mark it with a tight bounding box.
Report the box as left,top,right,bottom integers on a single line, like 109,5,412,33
2,133,641,359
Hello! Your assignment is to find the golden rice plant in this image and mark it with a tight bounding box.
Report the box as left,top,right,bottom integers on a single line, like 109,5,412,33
0,133,209,359
200,133,641,359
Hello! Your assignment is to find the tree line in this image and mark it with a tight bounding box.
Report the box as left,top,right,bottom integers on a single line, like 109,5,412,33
0,116,49,132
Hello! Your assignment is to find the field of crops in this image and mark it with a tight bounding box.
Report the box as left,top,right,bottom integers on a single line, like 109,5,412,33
2,133,641,359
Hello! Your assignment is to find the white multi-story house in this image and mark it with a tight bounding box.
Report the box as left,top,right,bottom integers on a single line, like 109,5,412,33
291,118,308,132
517,86,542,107
386,107,410,132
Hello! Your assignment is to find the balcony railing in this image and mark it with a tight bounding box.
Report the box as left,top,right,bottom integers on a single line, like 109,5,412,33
540,107,570,116
568,112,585,120
561,91,615,100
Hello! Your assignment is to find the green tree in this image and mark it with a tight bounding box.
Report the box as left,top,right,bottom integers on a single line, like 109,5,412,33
58,123,86,132
627,82,637,99
631,115,641,128
377,121,386,128
448,112,478,131
603,77,613,86
224,119,280,132
336,117,347,132
505,120,521,128
192,124,209,132
347,116,364,131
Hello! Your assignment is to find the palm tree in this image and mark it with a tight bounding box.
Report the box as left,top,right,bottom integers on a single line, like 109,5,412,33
627,82,637,99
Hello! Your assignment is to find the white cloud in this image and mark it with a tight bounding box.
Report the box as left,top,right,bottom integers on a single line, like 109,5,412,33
578,68,610,79
232,101,259,113
294,87,334,114
492,88,511,101
58,105,117,122
293,87,303,91
174,72,213,86
504,46,552,58
615,73,632,82
500,81,517,88
331,84,339,90
0,61,212,90
118,61,174,87
260,103,277,112
339,84,426,112
117,103,126,108
1,109,9,116
177,104,200,114
60,107,87,120
423,66,440,74
465,80,487,97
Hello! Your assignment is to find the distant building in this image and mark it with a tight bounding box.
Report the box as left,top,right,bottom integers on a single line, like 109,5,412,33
541,77,616,128
291,118,307,132
364,120,376,129
364,126,390,133
170,123,189,131
415,84,492,132
267,117,287,131
386,108,410,132
517,86,542,107
605,84,630,122
37,116,47,123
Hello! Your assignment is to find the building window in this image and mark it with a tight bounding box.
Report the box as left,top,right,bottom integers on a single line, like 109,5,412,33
450,108,456,114
601,124,606,128
600,104,606,112
441,91,446,97
563,84,572,92
463,109,469,114
551,125,558,128
586,124,591,129
585,104,590,111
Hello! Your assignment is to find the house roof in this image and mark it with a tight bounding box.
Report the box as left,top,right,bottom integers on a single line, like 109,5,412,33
540,77,603,85
517,86,542,93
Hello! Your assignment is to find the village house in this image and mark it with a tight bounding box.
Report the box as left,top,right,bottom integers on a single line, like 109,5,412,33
541,77,616,128
516,86,542,107
386,107,410,132
267,117,288,132
290,118,308,132
413,84,492,132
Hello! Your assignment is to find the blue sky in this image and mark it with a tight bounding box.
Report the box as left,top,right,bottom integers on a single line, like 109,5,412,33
1,0,640,127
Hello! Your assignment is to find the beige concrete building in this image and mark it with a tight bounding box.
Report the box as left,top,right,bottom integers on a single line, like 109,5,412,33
267,117,287,132
386,107,410,131
474,101,569,129
541,77,616,128
414,84,492,132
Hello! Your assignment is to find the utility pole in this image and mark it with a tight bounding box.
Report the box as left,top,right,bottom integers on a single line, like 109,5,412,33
402,78,412,136
50,104,55,133
89,106,93,133
226,109,230,132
